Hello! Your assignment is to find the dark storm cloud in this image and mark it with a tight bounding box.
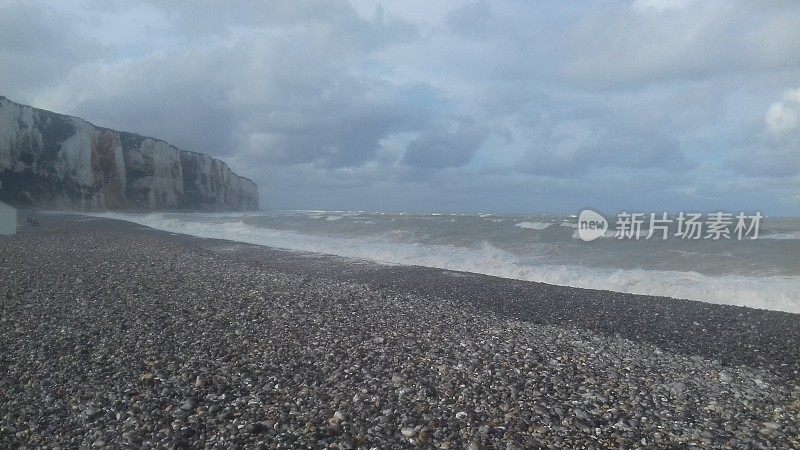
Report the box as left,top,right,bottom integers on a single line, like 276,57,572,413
22,0,432,164
402,122,488,168
242,80,436,168
522,134,691,177
526,131,692,177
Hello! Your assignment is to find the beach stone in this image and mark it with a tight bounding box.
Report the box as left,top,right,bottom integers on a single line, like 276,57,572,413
180,400,197,412
401,427,415,438
333,411,346,422
0,213,798,449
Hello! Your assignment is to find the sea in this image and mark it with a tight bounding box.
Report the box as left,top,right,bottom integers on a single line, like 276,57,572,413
89,210,800,313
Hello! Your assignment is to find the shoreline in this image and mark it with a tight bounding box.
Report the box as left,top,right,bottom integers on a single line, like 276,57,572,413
1,210,799,447
76,210,800,314
56,210,800,379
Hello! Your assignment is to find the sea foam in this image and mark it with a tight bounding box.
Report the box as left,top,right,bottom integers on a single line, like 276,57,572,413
87,212,800,313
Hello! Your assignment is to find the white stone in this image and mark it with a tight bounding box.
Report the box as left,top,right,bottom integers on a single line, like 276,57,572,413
400,427,415,437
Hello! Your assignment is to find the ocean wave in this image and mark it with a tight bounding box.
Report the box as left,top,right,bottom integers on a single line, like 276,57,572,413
761,232,800,240
570,229,617,240
515,221,551,230
87,212,800,313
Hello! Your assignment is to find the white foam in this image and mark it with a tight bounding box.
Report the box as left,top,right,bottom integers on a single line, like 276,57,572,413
87,212,800,314
515,221,551,230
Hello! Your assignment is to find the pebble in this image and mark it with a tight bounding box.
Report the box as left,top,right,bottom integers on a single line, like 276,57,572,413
180,400,197,412
0,214,797,449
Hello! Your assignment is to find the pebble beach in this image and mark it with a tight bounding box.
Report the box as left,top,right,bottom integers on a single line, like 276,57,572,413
1,212,799,449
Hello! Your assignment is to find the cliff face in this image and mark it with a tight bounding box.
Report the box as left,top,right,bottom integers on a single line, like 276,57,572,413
0,96,259,211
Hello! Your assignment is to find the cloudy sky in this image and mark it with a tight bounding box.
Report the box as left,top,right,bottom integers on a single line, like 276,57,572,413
2,0,800,215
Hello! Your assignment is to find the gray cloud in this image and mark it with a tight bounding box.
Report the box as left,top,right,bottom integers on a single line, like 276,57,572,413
402,122,487,168
446,1,492,36
563,0,800,87
1,0,799,214
728,88,800,177
0,1,108,97
33,1,430,166
521,133,692,178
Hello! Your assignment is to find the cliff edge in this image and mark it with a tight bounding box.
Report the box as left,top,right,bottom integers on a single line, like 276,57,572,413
0,96,258,211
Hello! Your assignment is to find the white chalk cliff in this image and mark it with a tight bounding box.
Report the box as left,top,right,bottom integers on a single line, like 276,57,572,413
0,96,258,211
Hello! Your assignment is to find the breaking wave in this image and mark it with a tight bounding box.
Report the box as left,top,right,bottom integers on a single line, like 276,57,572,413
87,212,800,313
515,221,552,230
